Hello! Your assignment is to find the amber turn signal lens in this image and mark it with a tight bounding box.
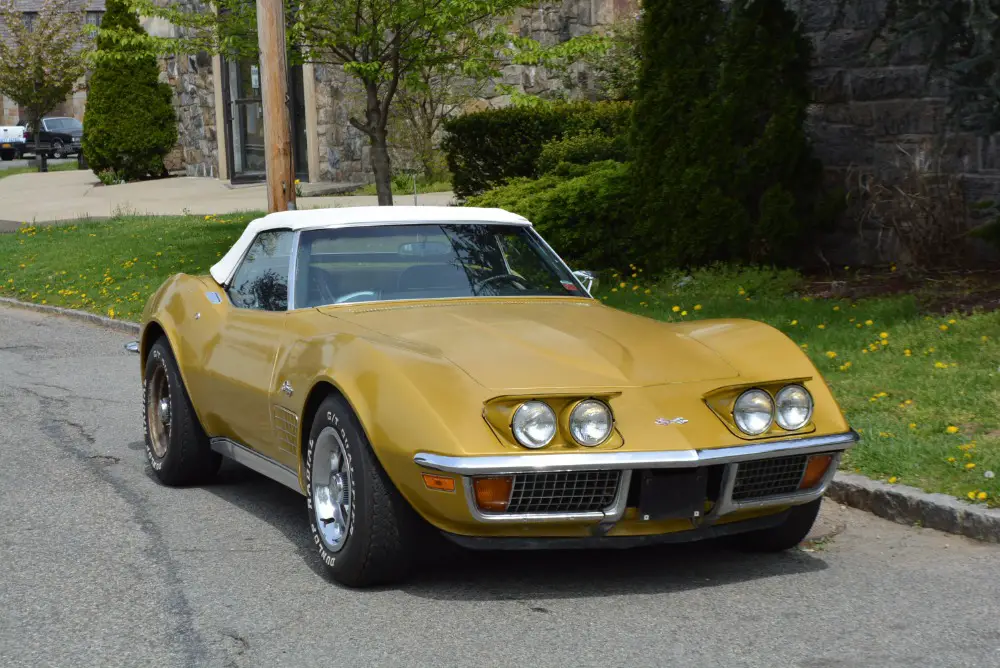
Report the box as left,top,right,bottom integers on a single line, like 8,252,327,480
422,473,456,492
799,454,834,490
473,476,513,512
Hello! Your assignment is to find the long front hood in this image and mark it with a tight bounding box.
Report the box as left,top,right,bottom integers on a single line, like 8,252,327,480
319,299,739,390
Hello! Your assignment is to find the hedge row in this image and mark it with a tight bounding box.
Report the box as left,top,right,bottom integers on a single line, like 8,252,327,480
441,101,631,199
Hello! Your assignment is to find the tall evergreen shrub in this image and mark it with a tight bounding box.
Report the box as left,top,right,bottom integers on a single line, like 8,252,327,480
82,0,177,181
631,0,828,269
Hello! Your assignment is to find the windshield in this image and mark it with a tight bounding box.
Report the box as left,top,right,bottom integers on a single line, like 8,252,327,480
293,223,586,307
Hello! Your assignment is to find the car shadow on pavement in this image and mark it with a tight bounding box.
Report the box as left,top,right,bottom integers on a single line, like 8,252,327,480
201,460,829,597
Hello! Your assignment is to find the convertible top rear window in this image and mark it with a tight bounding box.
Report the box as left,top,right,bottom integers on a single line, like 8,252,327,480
293,223,584,308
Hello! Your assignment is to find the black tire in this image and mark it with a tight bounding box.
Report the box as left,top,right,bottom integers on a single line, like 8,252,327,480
143,337,221,485
0,151,12,161
51,140,64,159
305,394,419,587
729,498,822,552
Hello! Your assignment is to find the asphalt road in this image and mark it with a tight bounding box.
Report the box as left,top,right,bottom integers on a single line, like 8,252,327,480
2,304,999,668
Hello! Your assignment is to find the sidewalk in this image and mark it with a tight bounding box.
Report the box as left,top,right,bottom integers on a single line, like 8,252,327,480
0,170,455,231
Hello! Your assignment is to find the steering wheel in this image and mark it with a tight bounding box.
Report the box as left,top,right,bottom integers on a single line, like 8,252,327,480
473,274,526,294
335,290,379,304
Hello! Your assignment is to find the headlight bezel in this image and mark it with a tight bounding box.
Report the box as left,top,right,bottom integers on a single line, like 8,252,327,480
732,388,775,436
774,384,814,431
510,400,558,449
568,399,614,447
706,381,817,439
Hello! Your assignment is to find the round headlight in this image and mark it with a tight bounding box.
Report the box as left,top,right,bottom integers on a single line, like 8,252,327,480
775,384,813,430
511,401,557,449
569,400,613,446
733,389,774,435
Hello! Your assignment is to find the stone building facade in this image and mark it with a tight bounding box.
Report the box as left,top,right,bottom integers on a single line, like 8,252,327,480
157,0,999,263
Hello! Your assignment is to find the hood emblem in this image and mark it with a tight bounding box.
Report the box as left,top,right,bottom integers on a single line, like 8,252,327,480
655,417,688,426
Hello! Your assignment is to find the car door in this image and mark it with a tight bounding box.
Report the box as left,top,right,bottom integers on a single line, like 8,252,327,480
199,229,294,460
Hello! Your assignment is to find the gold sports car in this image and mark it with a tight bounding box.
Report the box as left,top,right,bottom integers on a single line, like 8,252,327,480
138,206,858,587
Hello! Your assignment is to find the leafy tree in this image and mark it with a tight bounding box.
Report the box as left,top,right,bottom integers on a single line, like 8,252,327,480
133,0,533,205
0,0,91,159
632,0,826,268
82,0,177,181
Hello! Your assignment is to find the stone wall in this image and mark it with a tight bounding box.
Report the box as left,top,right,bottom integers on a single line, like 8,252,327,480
312,65,370,184
158,50,218,177
797,0,1000,264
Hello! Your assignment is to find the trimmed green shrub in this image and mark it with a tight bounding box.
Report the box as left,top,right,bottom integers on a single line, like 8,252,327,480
442,101,631,199
467,161,634,269
536,131,629,174
82,0,177,182
631,0,829,269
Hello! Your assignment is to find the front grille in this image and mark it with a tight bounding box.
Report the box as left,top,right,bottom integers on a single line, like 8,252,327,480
732,455,808,501
505,470,621,514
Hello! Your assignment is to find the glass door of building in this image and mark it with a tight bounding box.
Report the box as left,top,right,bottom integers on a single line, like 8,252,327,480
223,58,308,184
224,59,267,183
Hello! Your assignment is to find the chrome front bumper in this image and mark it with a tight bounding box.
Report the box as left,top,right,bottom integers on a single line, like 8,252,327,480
414,430,858,525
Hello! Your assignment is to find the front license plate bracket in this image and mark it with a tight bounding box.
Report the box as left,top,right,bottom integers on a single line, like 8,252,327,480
637,468,709,520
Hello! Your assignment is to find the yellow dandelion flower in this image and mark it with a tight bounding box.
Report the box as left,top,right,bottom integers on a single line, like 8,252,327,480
875,391,888,398
672,305,680,312
983,335,990,343
939,324,948,332
790,319,798,325
632,285,638,291
107,308,115,319
903,349,911,356
948,456,956,462
968,491,977,500
888,476,898,484
738,288,745,296
833,305,840,311
800,343,808,349
865,319,873,326
978,492,988,501
879,332,889,339
644,289,651,295
966,462,977,469
825,351,837,358
631,273,637,278
946,425,960,434
818,324,826,329
948,318,956,324
909,423,917,429
681,310,688,316
619,282,626,288
694,304,702,311
611,288,618,293
934,361,948,369
856,323,863,329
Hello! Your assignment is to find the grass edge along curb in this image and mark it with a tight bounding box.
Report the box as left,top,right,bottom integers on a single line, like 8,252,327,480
3,295,1000,544
0,296,139,335
829,472,1000,543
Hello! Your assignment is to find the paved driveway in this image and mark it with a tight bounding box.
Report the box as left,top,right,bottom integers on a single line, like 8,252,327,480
2,304,999,668
0,170,454,230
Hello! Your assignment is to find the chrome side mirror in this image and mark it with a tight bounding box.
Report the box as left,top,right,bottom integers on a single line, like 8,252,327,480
572,270,598,295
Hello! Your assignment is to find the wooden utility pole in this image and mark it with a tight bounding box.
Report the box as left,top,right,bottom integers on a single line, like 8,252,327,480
256,0,296,212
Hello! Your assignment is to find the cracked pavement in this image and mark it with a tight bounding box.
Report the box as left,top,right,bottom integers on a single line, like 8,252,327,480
2,304,1000,668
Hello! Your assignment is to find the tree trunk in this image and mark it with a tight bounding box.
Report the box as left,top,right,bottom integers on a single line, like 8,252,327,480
371,127,393,206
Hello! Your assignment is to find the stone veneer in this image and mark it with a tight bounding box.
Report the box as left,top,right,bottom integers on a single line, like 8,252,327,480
796,0,1000,264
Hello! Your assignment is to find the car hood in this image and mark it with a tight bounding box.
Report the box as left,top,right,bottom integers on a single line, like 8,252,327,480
319,299,739,390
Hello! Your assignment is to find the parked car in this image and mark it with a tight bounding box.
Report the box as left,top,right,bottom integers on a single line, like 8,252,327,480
0,124,25,161
135,206,858,587
19,117,83,158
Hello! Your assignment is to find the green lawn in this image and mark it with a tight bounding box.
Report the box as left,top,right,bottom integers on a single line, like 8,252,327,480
1,214,997,506
351,179,452,197
0,162,80,179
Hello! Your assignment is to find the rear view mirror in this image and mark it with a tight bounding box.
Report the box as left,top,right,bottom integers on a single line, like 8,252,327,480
573,270,598,295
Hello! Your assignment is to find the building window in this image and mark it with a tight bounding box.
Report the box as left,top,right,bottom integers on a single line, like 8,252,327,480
22,11,37,31
85,11,103,26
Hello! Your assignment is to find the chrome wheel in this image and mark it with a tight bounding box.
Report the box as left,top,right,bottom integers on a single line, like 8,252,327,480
312,427,353,553
146,364,170,458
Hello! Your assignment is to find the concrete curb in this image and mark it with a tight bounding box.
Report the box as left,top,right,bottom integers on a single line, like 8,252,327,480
0,297,140,335
828,472,1000,543
3,296,1000,543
